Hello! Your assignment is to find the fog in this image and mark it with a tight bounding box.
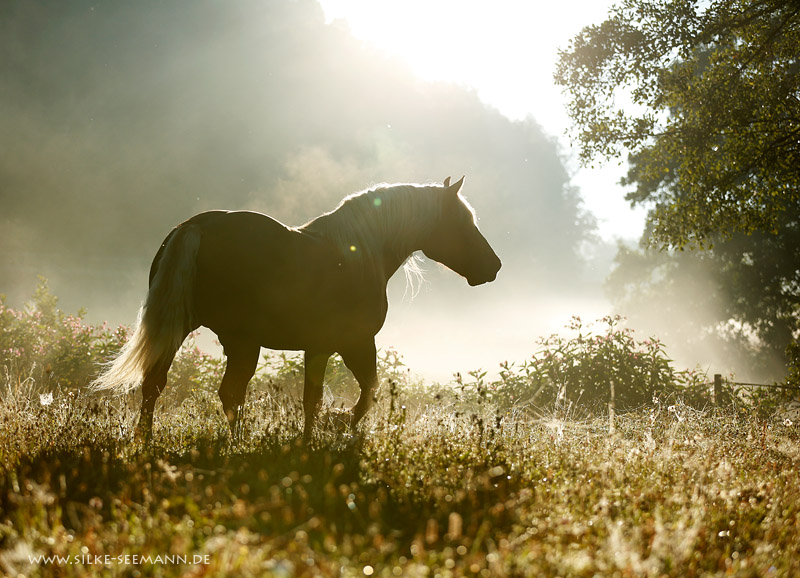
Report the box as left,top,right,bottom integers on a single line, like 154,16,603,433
1,0,762,382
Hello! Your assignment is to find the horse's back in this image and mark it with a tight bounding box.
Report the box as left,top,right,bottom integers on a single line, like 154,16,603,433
152,209,384,350
185,211,347,346
191,210,304,300
186,210,291,242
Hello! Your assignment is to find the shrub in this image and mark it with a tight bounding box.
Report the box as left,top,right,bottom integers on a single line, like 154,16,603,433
0,277,128,394
456,316,709,414
0,278,418,412
0,281,756,418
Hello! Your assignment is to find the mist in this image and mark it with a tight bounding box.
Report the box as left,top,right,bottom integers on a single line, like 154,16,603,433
2,0,757,383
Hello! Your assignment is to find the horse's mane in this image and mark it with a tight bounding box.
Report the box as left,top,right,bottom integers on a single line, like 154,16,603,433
300,183,450,295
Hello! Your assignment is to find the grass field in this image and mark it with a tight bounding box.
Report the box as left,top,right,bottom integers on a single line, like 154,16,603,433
1,383,799,577
1,287,798,576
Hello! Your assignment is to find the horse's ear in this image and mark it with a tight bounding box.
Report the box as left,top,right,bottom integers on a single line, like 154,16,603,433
446,176,465,195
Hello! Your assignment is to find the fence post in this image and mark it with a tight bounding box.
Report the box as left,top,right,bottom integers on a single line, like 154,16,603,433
714,374,723,405
609,380,616,434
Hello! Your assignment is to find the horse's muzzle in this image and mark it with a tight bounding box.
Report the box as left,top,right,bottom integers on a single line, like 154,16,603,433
468,273,495,286
467,258,501,286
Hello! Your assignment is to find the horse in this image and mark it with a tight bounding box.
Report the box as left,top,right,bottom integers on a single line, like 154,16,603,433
91,176,501,441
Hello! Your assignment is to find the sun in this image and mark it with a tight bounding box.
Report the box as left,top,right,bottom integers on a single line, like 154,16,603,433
316,1,617,123
318,0,469,83
316,0,647,243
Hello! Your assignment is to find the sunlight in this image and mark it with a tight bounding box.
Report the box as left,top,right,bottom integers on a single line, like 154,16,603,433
321,0,494,82
318,0,616,125
318,0,559,122
317,0,646,242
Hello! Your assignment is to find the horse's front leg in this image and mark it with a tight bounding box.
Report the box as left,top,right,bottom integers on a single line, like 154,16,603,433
340,340,378,431
217,340,260,439
303,350,331,442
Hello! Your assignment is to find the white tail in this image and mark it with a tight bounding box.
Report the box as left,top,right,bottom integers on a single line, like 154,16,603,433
91,225,202,394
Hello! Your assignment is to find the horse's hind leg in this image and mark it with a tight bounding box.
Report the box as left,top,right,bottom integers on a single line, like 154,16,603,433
302,351,331,442
340,340,378,431
217,340,260,438
138,358,173,441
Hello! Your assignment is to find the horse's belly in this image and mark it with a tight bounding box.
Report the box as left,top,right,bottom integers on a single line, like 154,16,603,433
195,270,319,346
191,210,386,351
199,291,381,352
195,258,384,351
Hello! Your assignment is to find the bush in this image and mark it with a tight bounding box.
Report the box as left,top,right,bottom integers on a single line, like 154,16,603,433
456,316,709,414
0,278,418,412
2,281,770,417
0,277,128,394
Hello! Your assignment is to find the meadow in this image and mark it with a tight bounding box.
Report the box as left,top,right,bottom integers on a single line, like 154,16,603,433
1,281,799,577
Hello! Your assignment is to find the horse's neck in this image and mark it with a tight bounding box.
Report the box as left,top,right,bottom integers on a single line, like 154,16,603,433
377,243,413,282
375,217,428,282
309,187,434,282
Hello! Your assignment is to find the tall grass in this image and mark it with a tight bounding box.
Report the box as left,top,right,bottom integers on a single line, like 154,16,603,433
1,280,799,576
2,383,799,577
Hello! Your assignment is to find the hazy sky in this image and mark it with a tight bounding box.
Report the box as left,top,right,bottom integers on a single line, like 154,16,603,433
317,0,647,240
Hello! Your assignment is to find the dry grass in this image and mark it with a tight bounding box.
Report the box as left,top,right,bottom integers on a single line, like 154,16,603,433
1,384,799,577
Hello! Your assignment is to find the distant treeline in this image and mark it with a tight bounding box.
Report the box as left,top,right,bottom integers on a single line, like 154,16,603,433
0,0,592,313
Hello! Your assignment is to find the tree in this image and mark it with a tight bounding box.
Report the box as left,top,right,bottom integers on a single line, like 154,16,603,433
605,219,800,381
556,0,800,380
555,0,800,249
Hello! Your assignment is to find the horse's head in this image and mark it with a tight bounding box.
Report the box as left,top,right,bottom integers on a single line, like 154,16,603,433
422,177,502,286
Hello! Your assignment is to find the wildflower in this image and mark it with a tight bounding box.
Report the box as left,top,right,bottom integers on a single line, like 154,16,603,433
40,392,54,406
784,419,793,427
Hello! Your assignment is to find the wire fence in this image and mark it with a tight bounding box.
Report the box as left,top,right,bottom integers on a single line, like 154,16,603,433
708,373,800,404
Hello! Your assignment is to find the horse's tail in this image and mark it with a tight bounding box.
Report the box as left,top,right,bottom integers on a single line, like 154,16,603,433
91,224,202,395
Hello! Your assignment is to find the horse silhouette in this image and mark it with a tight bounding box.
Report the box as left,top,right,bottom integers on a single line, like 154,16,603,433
92,177,501,440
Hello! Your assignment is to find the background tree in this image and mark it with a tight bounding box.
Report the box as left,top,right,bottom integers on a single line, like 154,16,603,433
556,0,800,247
556,0,800,381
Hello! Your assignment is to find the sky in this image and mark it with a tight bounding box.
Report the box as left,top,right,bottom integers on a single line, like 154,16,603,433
317,0,648,241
